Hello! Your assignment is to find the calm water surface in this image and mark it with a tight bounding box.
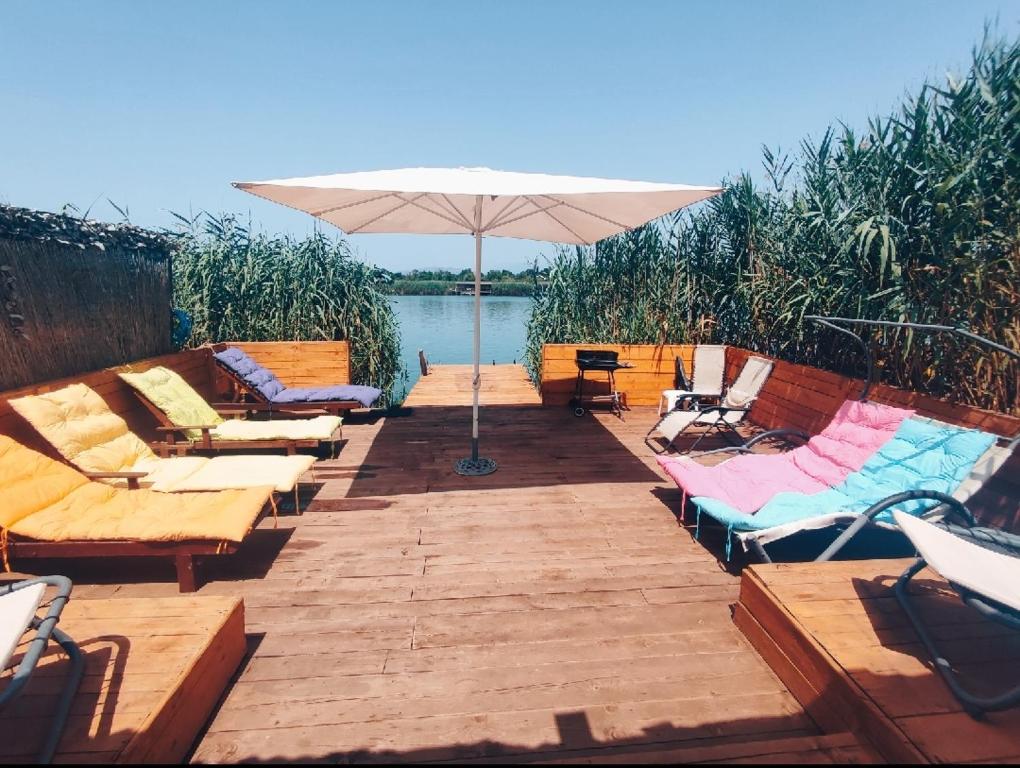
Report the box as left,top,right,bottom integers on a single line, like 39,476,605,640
390,295,532,398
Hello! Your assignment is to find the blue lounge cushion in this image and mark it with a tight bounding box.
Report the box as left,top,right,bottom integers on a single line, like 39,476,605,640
213,347,286,400
271,384,382,408
692,417,996,534
214,346,382,407
213,346,259,377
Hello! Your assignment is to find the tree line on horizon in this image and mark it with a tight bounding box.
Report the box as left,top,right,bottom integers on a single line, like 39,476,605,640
378,266,549,296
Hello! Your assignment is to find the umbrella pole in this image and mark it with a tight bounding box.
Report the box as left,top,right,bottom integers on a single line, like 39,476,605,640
454,197,497,476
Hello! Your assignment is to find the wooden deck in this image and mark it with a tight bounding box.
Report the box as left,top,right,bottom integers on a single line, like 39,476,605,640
16,365,882,762
735,560,1020,763
403,364,542,407
0,592,244,763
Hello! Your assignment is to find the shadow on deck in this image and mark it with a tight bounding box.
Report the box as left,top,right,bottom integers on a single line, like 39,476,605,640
338,403,662,497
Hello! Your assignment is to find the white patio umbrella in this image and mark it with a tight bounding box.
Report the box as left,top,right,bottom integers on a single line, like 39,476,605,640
233,167,722,476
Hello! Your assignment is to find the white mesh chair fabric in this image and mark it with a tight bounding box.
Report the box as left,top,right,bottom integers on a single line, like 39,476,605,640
658,345,727,414
652,356,773,443
894,511,1020,613
0,582,45,671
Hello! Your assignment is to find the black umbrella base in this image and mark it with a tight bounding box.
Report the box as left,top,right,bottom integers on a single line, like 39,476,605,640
454,457,497,476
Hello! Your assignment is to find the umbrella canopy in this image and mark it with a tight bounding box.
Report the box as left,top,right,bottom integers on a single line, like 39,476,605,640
234,167,720,244
233,167,723,475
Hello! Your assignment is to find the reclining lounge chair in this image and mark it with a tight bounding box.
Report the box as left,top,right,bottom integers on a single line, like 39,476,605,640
0,434,272,591
687,415,1007,560
658,399,915,517
212,345,383,415
9,383,315,505
0,576,83,763
118,366,343,457
646,355,774,454
657,344,726,415
812,490,1020,716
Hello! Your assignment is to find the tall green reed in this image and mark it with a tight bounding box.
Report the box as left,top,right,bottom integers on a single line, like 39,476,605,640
526,32,1018,414
170,213,403,403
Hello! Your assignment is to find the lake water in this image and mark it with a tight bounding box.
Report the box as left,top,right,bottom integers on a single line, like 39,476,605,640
390,295,533,398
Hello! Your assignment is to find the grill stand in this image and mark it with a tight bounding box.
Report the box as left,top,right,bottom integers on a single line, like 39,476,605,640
571,367,626,419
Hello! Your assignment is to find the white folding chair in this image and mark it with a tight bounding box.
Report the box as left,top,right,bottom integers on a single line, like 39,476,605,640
648,355,773,453
658,345,726,415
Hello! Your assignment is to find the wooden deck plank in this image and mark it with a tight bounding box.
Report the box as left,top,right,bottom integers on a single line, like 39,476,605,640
402,364,541,407
736,559,1020,764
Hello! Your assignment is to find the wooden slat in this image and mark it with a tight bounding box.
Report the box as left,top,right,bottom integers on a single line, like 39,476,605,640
540,344,693,407
176,368,827,762
403,364,541,407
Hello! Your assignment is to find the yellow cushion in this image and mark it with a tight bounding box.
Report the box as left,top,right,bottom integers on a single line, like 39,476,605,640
0,435,88,529
119,367,223,440
211,415,341,442
8,384,155,473
0,434,270,543
9,482,269,544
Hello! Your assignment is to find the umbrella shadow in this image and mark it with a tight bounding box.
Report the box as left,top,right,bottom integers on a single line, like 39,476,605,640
344,403,662,497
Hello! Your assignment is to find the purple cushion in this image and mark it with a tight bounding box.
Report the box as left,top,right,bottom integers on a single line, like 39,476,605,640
271,384,383,408
247,368,286,400
214,346,285,400
214,346,260,377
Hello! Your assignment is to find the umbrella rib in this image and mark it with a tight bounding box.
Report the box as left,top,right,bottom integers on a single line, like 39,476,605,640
524,195,588,243
536,194,631,230
311,191,395,218
347,193,427,233
484,198,564,232
397,195,475,231
437,194,476,231
482,197,534,232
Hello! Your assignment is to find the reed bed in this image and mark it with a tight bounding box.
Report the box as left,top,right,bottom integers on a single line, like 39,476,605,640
526,33,1018,414
171,214,402,402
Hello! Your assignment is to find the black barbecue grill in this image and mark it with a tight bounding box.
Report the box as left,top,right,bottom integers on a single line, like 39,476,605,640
571,349,633,418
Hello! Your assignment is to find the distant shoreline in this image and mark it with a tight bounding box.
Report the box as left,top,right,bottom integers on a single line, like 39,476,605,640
383,280,538,297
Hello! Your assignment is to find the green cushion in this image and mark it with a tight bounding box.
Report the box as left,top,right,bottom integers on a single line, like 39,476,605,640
120,366,223,440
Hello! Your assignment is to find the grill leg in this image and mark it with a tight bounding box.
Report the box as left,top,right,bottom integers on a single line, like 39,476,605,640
608,369,623,419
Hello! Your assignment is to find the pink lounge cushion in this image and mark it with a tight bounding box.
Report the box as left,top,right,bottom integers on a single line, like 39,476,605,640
656,399,915,514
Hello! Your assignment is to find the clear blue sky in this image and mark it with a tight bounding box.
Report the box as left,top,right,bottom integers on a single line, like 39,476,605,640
1,1,1016,271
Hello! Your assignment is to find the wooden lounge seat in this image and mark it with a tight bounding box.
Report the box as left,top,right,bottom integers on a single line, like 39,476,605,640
118,366,343,458
209,343,382,416
0,435,272,591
